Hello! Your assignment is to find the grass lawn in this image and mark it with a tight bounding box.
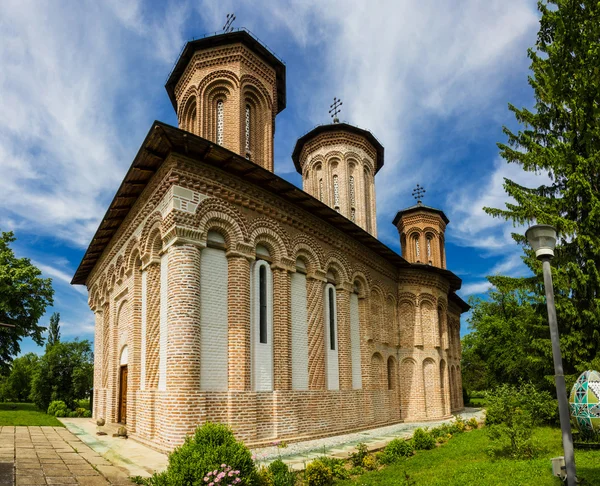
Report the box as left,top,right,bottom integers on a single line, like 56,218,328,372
338,427,600,486
0,402,64,426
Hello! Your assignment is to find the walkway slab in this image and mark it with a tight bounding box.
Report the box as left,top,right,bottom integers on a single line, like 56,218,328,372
0,426,133,485
252,407,485,471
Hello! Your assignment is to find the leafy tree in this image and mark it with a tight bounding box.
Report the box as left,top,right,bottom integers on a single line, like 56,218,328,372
0,352,39,402
484,0,600,384
47,312,61,348
461,276,554,392
0,231,54,373
30,340,93,411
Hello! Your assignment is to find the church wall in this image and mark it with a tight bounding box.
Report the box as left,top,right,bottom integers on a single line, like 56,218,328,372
85,153,462,452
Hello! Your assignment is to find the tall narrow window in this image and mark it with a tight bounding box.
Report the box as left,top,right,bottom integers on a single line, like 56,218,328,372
216,100,224,145
349,175,356,221
329,287,336,350
259,265,267,343
427,236,432,264
364,169,371,232
319,178,324,201
415,236,420,261
333,175,340,209
245,104,251,157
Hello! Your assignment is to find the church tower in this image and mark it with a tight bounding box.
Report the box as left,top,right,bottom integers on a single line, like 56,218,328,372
292,113,384,237
393,187,449,268
165,30,286,172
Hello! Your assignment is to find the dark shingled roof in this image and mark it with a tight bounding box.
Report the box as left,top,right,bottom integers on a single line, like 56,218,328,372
71,121,467,312
165,29,286,114
392,203,450,226
291,123,385,175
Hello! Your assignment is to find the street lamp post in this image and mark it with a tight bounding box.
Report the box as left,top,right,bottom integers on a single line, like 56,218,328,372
525,224,576,485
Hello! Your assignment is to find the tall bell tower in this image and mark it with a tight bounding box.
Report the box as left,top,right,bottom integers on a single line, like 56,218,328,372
291,100,384,237
393,185,449,268
165,30,286,172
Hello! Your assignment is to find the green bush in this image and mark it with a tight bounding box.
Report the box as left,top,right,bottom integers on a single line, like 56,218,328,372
467,417,479,430
314,457,347,480
411,428,435,450
484,383,554,459
304,460,333,486
83,410,92,418
268,459,295,486
47,400,68,417
145,422,257,485
68,411,78,418
362,454,378,470
349,442,368,467
75,408,86,417
256,466,274,486
379,438,414,464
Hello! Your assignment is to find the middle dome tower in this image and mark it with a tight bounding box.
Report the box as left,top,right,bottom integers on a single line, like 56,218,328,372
292,121,384,237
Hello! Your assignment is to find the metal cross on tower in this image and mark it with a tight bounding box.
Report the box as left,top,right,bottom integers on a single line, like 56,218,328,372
329,97,343,123
412,184,426,205
223,13,236,33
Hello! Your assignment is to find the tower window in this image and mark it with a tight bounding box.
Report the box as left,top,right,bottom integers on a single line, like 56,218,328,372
245,104,251,158
349,176,355,206
427,235,432,264
319,178,324,201
333,175,340,210
328,286,336,350
259,264,267,344
351,208,356,222
414,235,420,261
216,100,224,145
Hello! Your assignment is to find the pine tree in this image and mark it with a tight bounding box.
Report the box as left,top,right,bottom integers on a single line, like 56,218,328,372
484,0,600,382
47,312,60,348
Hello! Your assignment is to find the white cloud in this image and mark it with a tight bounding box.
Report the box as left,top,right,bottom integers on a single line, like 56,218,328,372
34,261,88,296
459,280,493,297
0,0,188,247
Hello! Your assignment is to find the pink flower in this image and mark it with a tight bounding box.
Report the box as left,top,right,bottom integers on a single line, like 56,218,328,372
218,472,226,479
204,477,210,482
221,464,227,468
208,483,214,486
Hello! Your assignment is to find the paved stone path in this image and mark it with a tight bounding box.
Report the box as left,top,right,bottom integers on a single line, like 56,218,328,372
0,426,133,485
252,407,485,471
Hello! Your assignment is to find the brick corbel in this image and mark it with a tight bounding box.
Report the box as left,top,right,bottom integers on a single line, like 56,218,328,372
307,269,327,282
227,242,255,262
140,256,160,271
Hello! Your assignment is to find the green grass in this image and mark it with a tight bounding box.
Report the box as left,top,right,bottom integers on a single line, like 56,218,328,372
0,402,64,426
468,397,488,407
338,427,600,486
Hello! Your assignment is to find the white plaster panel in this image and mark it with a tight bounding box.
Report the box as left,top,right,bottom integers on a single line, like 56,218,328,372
158,252,168,391
291,272,309,390
200,247,229,391
140,270,147,390
350,293,362,389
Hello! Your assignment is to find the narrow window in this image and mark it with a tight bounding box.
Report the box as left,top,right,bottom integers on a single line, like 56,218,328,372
427,236,432,264
333,175,340,210
319,178,324,201
351,208,356,222
364,169,371,232
259,265,267,343
329,287,336,350
245,104,251,158
216,100,224,145
349,175,355,212
415,236,420,261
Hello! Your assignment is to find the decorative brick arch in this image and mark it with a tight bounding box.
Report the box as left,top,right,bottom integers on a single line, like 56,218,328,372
124,238,141,274
195,198,248,249
370,352,385,390
398,295,417,347
423,357,439,418
290,234,323,275
140,212,163,260
400,358,419,420
178,84,198,118
240,74,273,109
369,285,385,342
385,294,398,345
323,251,351,285
200,74,238,141
350,270,370,298
387,355,398,390
106,264,116,292
248,217,290,263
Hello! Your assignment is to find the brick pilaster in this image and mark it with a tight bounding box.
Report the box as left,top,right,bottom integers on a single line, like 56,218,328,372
272,266,291,391
307,273,326,390
336,284,352,390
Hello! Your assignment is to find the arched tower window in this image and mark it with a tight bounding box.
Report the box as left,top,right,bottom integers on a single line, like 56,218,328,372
245,104,251,158
364,168,372,233
414,234,420,262
319,178,324,202
333,175,340,211
427,234,432,265
349,175,356,222
216,100,224,145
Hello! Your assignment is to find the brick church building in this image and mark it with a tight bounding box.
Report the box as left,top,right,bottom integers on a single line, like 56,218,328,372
73,29,467,452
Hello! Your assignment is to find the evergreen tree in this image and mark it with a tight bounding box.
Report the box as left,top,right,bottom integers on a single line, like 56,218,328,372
47,312,60,348
485,0,600,383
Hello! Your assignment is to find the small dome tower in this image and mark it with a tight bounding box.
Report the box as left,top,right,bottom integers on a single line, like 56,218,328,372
292,113,384,237
165,30,286,172
393,186,449,268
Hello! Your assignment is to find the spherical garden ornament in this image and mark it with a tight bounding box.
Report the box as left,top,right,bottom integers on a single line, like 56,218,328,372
569,370,600,435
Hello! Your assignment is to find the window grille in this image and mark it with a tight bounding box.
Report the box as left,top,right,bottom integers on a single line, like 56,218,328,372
427,237,432,261
333,175,340,208
415,237,420,259
217,100,224,145
319,179,324,201
349,176,355,206
245,104,251,154
351,208,356,222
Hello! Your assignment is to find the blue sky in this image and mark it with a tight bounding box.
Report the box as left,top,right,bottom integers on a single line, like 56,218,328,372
1,0,547,355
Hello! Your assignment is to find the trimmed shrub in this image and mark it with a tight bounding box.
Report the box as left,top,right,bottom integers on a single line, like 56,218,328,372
411,428,435,450
315,457,347,480
379,438,414,464
47,400,68,417
349,443,368,467
268,459,295,486
83,410,92,418
304,460,333,486
362,454,378,471
68,411,78,418
146,422,257,485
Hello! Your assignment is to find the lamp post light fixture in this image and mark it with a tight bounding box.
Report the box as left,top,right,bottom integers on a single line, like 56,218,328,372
525,224,576,485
